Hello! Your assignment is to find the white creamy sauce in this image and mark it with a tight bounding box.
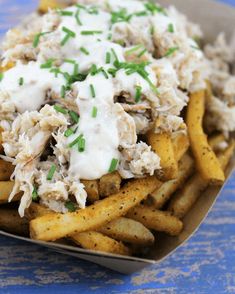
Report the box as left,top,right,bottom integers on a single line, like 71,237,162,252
1,0,205,181
0,62,65,113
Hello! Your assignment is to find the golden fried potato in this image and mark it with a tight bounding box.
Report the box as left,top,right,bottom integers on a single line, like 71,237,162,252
126,205,183,236
147,131,178,180
81,180,99,203
99,171,122,198
99,217,154,245
0,181,21,204
186,90,225,184
30,176,161,241
168,141,235,218
150,153,194,209
0,209,29,236
72,231,131,256
0,159,15,181
38,0,67,13
172,132,190,161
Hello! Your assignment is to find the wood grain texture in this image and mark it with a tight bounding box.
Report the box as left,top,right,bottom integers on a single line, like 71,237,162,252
0,0,234,293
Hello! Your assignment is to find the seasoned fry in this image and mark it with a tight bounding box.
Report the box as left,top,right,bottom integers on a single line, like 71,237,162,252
38,0,66,13
0,209,29,236
147,131,178,180
30,176,161,241
72,231,131,256
0,181,21,204
99,217,154,245
99,171,122,198
81,180,99,203
126,205,183,236
150,153,194,209
186,90,225,184
27,203,154,247
0,160,15,181
172,132,190,161
0,61,15,72
168,141,235,218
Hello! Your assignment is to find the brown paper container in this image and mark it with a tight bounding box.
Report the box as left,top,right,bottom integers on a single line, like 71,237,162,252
0,0,235,274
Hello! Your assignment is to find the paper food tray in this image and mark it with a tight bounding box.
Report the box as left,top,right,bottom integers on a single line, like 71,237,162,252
0,0,234,274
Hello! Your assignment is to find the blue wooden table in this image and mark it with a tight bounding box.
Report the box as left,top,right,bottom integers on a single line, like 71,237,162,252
0,1,234,293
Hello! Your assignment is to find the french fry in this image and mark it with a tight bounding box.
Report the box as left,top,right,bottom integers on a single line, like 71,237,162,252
71,231,131,256
30,176,161,241
186,90,225,184
172,132,190,161
208,133,227,152
81,180,99,203
25,203,52,220
0,209,29,236
126,205,183,236
150,153,194,209
99,171,122,198
0,181,21,204
168,141,235,218
0,132,3,154
147,131,178,180
38,0,67,13
0,61,15,72
99,217,154,246
0,160,15,181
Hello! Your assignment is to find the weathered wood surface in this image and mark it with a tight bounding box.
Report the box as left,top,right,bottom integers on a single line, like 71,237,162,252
0,0,234,293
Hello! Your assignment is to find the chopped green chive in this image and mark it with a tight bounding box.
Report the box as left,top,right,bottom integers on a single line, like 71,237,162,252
69,110,79,124
108,158,119,173
135,10,148,16
64,128,74,137
73,64,79,76
32,186,39,202
64,59,76,64
107,33,112,40
33,31,50,48
75,9,82,25
126,44,143,55
164,46,179,57
78,137,86,152
47,164,56,181
59,10,73,16
81,30,102,35
90,84,96,98
80,47,89,55
61,85,66,98
90,64,98,75
19,77,24,86
65,201,76,212
144,2,167,15
138,48,147,57
61,26,76,46
135,86,142,102
106,52,111,64
101,69,109,79
50,67,61,77
0,73,3,82
111,9,132,24
68,134,83,148
54,105,67,114
150,25,155,35
111,48,119,63
40,59,55,69
168,23,174,33
91,106,98,118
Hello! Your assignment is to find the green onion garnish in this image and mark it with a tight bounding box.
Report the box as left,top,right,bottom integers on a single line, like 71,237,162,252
90,84,96,98
61,26,76,46
50,67,61,77
91,106,98,118
69,110,79,124
138,48,147,57
59,10,73,16
64,128,74,137
81,30,102,35
75,9,82,25
0,73,3,82
73,63,79,76
111,48,119,63
80,47,89,55
19,77,24,86
101,69,109,79
33,31,50,48
47,164,56,181
108,158,119,173
32,186,39,202
165,46,179,57
78,137,86,152
40,59,55,69
54,105,67,114
168,23,174,33
68,134,83,148
65,201,76,212
106,52,111,64
135,86,142,102
61,85,66,98
144,2,167,15
64,59,76,64
126,44,143,55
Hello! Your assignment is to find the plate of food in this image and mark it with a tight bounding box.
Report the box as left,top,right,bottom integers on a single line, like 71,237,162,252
0,0,234,274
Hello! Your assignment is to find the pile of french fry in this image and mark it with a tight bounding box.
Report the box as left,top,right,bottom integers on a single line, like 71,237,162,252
0,0,234,257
